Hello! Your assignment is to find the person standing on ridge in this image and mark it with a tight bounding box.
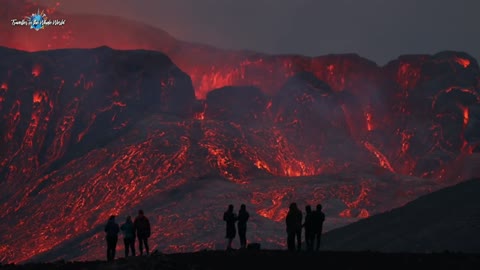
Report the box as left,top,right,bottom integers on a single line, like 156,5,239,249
237,204,250,249
104,215,120,262
223,204,237,250
120,215,136,257
312,204,326,251
303,205,314,251
285,202,303,251
134,209,151,256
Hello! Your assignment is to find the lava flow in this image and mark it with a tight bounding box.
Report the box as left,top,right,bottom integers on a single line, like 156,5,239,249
1,0,480,264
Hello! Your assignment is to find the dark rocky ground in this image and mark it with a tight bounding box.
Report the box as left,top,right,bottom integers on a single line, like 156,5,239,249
1,250,480,270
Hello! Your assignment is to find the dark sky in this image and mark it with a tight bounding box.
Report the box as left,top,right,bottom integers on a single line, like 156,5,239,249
39,0,479,65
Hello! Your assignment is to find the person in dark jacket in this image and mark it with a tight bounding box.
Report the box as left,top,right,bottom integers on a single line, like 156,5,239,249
303,205,314,251
285,202,302,251
104,215,120,262
237,204,250,249
223,204,237,250
120,215,136,257
312,204,326,251
134,209,151,256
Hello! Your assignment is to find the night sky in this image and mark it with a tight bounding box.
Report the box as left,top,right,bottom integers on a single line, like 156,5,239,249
36,0,480,65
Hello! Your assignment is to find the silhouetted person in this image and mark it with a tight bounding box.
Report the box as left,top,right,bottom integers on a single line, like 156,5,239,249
303,205,314,251
312,204,326,251
120,216,136,257
223,204,237,250
104,215,120,262
134,210,151,256
237,204,250,249
285,202,302,251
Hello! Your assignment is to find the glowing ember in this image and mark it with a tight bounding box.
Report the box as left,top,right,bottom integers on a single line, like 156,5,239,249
32,91,45,103
32,65,42,77
400,131,412,154
194,103,207,120
460,105,469,127
363,142,395,173
455,57,471,68
194,112,205,120
365,111,373,131
339,209,353,218
358,209,370,218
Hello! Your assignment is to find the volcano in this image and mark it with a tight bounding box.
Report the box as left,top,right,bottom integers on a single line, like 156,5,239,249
1,0,480,264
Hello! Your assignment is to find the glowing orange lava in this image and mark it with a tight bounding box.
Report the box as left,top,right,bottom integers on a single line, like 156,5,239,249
194,112,205,120
33,91,45,103
461,106,469,126
365,111,373,131
358,209,370,218
32,65,42,77
363,142,395,173
455,57,470,68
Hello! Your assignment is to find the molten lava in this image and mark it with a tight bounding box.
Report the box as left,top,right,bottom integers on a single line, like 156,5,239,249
0,0,480,264
455,57,471,68
363,142,395,173
32,65,42,77
460,105,469,127
365,111,374,131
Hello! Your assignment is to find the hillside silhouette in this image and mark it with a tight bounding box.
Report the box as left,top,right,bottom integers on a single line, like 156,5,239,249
322,178,480,252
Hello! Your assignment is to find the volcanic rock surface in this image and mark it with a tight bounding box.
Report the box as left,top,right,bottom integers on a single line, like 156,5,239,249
1,0,480,264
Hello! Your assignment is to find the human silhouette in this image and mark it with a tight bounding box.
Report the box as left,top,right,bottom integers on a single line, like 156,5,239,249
134,209,151,256
120,215,136,257
104,215,120,262
223,204,237,250
303,205,314,251
312,204,326,251
285,202,302,251
237,204,250,249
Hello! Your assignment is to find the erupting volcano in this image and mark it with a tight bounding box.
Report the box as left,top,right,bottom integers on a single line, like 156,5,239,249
1,0,480,264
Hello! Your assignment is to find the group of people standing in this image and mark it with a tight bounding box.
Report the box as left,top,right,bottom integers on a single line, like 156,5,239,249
104,209,151,261
104,203,325,261
223,204,250,250
222,202,325,252
286,203,325,252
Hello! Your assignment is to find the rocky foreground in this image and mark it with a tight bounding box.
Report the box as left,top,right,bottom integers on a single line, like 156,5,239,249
1,250,480,270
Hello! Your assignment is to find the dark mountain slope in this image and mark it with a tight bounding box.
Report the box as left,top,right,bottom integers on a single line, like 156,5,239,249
323,178,480,252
